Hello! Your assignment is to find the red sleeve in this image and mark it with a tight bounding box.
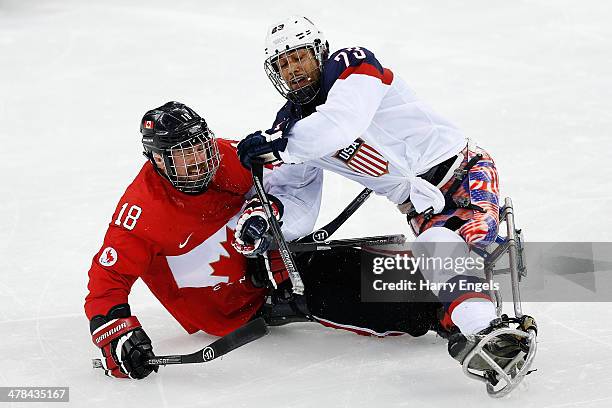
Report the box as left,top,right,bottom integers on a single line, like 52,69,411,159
84,167,159,320
84,226,156,320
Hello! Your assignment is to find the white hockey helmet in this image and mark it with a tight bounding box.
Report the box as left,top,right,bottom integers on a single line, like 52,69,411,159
264,16,329,105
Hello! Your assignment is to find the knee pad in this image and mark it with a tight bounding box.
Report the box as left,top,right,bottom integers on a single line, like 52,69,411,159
412,227,472,288
414,226,466,245
413,227,469,263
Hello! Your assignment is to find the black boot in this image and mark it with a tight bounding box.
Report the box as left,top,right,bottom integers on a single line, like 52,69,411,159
256,293,312,326
447,316,533,372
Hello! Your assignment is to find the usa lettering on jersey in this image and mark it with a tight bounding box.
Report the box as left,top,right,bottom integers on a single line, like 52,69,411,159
334,138,389,177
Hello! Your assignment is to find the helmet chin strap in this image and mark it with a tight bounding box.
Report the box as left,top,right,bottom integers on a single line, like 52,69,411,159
288,80,321,106
145,151,173,186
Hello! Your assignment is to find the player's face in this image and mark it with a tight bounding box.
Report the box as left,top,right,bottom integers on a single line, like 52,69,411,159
152,142,211,182
170,143,211,181
276,47,320,91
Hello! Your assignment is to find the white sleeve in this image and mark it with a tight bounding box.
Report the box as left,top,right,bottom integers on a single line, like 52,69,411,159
278,74,391,164
247,163,323,241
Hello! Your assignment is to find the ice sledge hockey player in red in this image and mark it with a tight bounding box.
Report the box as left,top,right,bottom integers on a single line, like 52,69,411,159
85,101,323,379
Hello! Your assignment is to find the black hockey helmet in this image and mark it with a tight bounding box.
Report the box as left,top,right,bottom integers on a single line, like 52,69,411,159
140,101,220,194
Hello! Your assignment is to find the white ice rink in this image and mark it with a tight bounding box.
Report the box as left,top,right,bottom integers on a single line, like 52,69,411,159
2,0,612,406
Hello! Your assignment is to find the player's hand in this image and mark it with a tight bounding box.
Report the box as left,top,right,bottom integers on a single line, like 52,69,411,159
247,249,290,289
232,196,283,256
90,305,158,379
237,129,288,170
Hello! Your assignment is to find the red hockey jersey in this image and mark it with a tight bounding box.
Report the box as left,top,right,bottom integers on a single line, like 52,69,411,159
84,139,267,336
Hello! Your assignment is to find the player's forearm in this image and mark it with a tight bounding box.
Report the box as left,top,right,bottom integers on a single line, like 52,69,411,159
85,290,130,321
84,266,136,320
263,165,323,240
276,191,322,240
280,113,359,163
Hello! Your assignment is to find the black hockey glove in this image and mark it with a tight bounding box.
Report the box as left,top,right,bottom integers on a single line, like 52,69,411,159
90,304,158,379
237,129,288,169
232,196,284,257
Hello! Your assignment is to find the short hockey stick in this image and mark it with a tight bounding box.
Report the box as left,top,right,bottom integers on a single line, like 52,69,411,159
251,164,304,295
146,318,269,366
92,318,269,369
296,188,373,243
288,234,406,252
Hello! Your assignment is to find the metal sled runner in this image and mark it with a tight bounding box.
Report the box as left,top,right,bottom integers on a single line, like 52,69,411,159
467,197,538,397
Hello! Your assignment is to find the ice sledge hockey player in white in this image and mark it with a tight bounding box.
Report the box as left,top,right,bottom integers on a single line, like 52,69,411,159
235,16,534,373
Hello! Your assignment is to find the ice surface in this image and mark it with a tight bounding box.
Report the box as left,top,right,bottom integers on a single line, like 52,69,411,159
1,0,612,406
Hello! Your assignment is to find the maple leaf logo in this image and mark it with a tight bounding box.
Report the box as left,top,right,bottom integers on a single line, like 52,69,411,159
166,215,246,289
208,226,247,284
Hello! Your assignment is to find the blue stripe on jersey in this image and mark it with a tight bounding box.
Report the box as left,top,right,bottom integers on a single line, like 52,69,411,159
271,101,294,130
320,47,385,99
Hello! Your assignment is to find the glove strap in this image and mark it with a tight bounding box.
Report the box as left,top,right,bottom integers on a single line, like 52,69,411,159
91,316,141,348
244,195,283,220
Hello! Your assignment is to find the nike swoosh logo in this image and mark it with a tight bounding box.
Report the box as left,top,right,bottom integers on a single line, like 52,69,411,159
179,233,193,249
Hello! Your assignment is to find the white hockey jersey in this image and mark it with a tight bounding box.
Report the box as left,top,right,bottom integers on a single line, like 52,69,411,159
274,47,467,213
257,163,323,241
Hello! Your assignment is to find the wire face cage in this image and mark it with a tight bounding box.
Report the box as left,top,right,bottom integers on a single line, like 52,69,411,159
163,130,220,194
264,43,326,105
